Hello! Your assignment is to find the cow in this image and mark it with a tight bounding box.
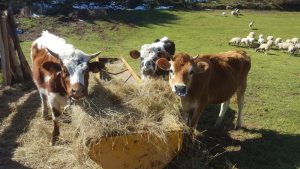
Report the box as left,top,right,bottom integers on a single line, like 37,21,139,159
31,31,104,145
156,50,251,134
129,37,175,80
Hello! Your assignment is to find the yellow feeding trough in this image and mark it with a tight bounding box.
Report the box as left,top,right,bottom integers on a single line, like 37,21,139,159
88,130,183,169
84,57,183,169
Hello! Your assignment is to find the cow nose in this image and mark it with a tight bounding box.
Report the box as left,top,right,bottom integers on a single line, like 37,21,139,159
71,84,85,99
174,85,187,97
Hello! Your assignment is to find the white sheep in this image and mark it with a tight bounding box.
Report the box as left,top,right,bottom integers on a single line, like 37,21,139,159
274,37,282,45
249,21,254,29
258,37,265,44
247,37,255,47
255,40,273,54
229,37,241,46
295,43,300,53
222,12,226,16
286,39,291,43
258,34,264,39
291,38,299,44
277,42,292,50
240,38,249,47
231,10,238,16
267,36,273,41
247,32,255,38
288,45,296,55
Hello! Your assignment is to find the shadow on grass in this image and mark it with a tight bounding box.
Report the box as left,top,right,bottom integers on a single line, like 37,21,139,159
86,10,179,27
167,104,300,169
0,90,40,168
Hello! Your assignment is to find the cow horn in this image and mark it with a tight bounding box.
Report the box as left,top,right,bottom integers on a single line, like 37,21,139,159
88,51,101,61
47,48,60,60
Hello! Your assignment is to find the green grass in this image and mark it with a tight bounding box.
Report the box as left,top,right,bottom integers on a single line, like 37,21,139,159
14,10,300,168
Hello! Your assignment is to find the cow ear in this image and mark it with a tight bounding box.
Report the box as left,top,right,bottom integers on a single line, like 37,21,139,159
156,58,170,70
194,61,209,74
129,50,140,59
88,61,105,73
42,62,62,73
157,51,167,58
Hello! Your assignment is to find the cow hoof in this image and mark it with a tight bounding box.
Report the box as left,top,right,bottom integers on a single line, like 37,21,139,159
234,124,241,130
50,136,59,146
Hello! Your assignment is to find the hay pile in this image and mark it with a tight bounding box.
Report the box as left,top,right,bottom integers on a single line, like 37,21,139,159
14,74,185,168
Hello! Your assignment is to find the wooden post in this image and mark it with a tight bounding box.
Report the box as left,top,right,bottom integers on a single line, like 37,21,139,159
0,10,12,85
0,13,7,84
7,9,32,79
8,32,24,80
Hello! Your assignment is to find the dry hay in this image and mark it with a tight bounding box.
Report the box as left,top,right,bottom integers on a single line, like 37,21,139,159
13,74,186,168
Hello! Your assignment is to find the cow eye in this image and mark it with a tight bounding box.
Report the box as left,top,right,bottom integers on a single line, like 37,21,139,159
189,68,194,75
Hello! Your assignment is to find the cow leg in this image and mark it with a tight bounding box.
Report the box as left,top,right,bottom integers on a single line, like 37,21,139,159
40,93,50,120
48,95,61,145
190,104,205,137
215,100,230,127
236,82,247,129
51,108,61,145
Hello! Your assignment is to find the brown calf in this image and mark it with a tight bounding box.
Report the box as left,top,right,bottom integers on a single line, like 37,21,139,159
157,50,251,130
31,31,104,145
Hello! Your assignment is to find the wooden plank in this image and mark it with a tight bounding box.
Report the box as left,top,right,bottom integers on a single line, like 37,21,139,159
0,10,11,85
120,57,142,83
0,12,7,84
8,33,24,80
7,9,32,80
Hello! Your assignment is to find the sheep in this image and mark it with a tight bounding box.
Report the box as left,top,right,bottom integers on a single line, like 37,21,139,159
286,39,291,43
295,43,300,53
258,37,265,45
274,37,282,45
287,45,296,55
258,34,264,39
231,10,238,16
247,32,255,38
267,36,273,41
277,42,292,50
240,38,249,47
291,38,299,44
249,21,254,29
247,37,255,47
226,5,233,10
222,12,226,16
229,37,241,46
255,40,273,54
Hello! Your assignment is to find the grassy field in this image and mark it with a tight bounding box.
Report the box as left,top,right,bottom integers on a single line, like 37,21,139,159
1,10,300,168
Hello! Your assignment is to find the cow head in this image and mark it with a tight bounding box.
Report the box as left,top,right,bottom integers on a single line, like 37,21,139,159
156,53,209,97
129,44,170,79
46,48,102,99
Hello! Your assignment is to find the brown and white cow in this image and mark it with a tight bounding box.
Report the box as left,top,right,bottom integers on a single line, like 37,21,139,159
156,50,251,132
129,37,175,80
31,31,104,145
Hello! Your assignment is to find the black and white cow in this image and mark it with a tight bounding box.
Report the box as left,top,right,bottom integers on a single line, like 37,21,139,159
129,37,175,79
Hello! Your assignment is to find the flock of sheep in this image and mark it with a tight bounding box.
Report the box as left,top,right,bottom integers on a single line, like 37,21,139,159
229,32,300,55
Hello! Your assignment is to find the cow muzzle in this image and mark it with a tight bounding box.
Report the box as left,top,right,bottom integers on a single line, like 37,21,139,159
174,85,187,97
70,84,86,99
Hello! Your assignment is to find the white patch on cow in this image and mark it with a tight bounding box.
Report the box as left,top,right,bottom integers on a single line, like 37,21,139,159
44,76,51,82
139,37,169,75
48,92,68,116
33,31,90,85
169,64,174,79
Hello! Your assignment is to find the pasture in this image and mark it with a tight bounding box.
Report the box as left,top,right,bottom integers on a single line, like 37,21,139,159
0,10,300,169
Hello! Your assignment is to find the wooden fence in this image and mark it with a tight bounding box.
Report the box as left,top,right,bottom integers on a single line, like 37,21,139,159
0,6,31,85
